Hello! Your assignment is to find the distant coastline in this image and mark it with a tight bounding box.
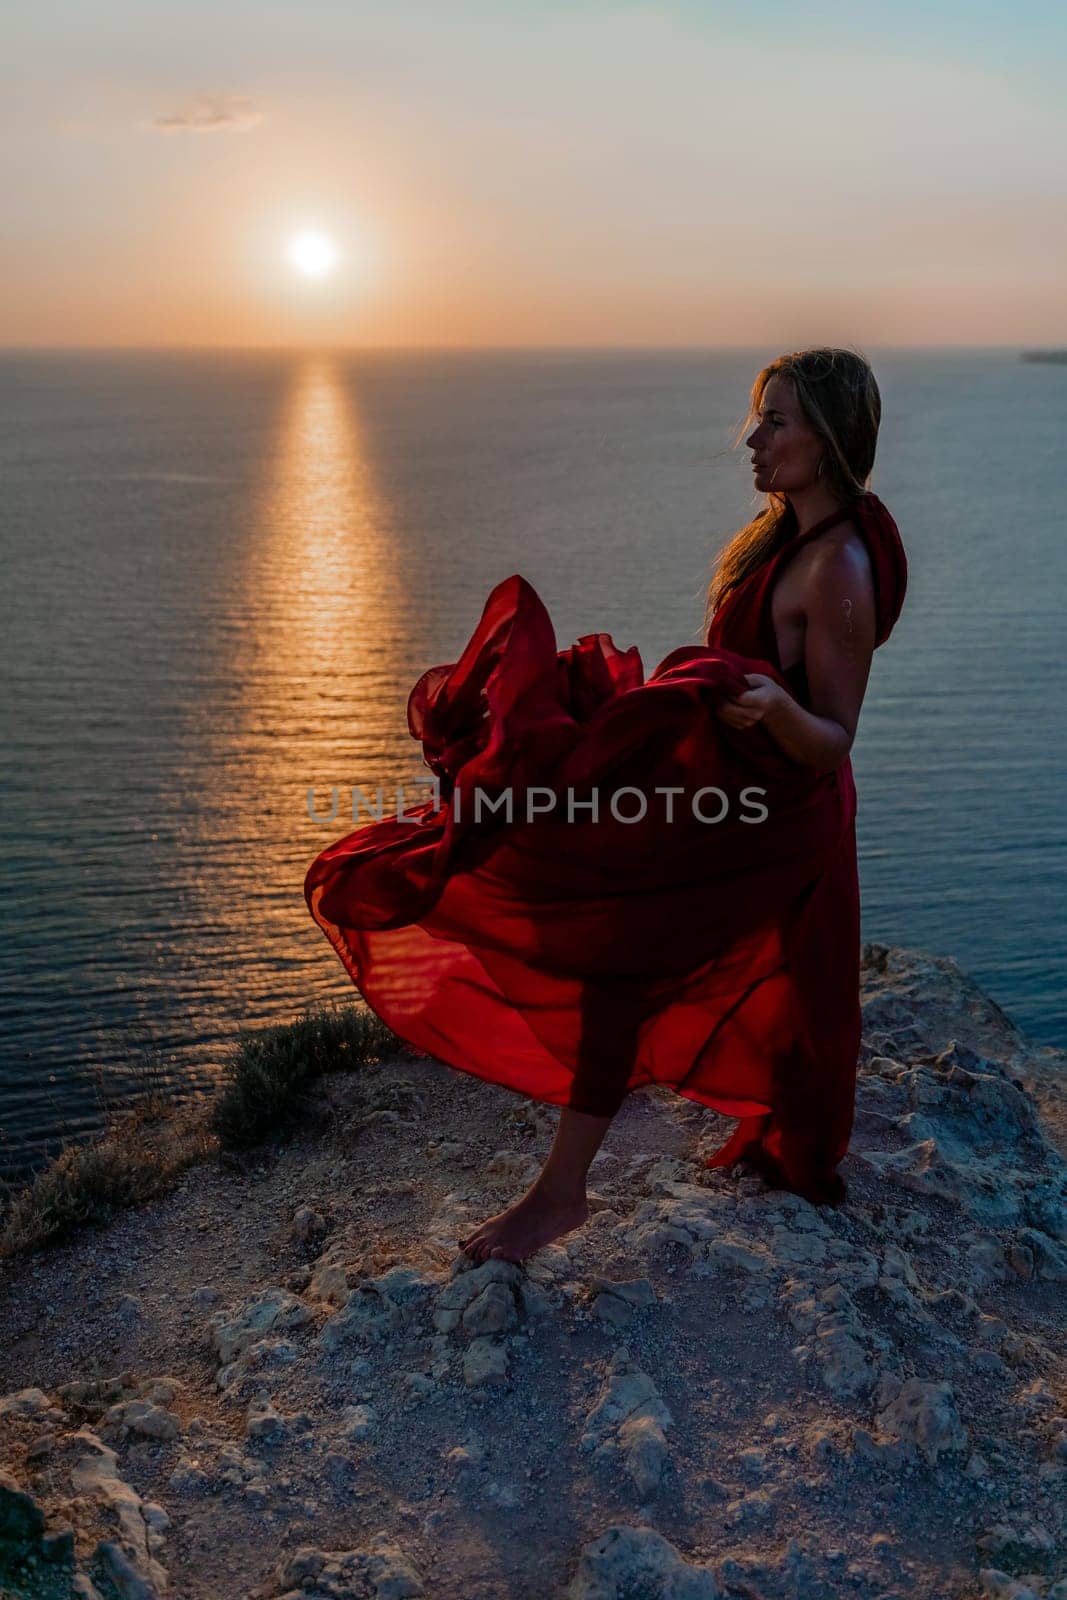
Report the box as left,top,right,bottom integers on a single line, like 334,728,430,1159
1020,349,1067,363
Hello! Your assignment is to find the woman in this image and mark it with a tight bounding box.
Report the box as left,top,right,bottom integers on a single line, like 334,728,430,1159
304,346,907,1262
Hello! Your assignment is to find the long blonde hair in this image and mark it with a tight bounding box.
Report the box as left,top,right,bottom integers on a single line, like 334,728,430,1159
703,347,881,637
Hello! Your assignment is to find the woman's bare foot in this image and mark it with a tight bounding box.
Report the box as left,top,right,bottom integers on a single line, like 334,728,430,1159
459,1186,589,1263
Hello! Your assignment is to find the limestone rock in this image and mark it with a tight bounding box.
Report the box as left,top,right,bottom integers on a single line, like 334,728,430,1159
220,1335,302,1393
320,1264,439,1354
581,1351,673,1499
591,1276,657,1310
859,1046,1067,1232
55,1374,139,1419
963,1232,1010,1288
618,1413,672,1500
592,1292,636,1330
589,1277,658,1329
433,1257,550,1336
220,1443,269,1489
369,1264,440,1306
618,1187,735,1258
245,1395,289,1443
1017,1226,1067,1281
724,1490,775,1528
0,1387,56,1419
209,1287,314,1367
462,1280,519,1337
737,1447,768,1480
71,1576,107,1600
780,1279,883,1400
463,1337,509,1388
979,1572,1043,1600
716,1539,827,1596
292,1205,328,1244
93,1538,164,1599
0,1471,83,1594
874,1375,969,1465
273,1531,424,1598
566,1525,719,1599
137,1376,183,1407
693,1237,772,1278
319,1285,404,1352
166,1454,211,1493
307,1240,355,1307
69,1429,168,1595
976,1522,1057,1563
102,1398,181,1442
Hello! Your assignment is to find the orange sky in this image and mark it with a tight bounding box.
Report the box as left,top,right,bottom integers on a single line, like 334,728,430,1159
5,1,1066,347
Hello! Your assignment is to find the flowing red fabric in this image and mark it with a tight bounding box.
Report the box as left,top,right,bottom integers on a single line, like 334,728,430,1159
304,490,907,1206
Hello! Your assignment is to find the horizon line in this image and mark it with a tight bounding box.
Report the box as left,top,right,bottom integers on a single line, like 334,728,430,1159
1,341,1061,355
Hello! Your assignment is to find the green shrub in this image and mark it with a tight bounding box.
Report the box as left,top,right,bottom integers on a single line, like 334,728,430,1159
0,1004,404,1259
209,1001,402,1151
0,1098,214,1260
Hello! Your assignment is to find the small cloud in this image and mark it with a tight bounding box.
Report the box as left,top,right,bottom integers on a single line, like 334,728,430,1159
151,92,263,134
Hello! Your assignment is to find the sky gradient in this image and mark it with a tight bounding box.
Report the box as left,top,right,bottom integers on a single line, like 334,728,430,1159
5,0,1066,348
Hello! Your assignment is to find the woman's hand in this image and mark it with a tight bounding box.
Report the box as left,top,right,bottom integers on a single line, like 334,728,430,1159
715,672,790,730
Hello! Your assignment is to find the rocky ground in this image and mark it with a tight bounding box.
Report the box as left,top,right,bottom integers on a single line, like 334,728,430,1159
0,942,1065,1600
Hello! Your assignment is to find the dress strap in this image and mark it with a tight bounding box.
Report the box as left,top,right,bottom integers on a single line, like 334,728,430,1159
785,498,863,549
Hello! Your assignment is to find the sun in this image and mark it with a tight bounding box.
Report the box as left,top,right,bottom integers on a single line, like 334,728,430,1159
287,231,338,279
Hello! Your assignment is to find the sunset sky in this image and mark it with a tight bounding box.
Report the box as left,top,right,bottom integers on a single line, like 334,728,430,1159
5,0,1066,349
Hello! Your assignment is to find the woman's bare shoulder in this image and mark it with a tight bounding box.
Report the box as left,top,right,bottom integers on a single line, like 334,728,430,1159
786,525,875,636
805,523,873,580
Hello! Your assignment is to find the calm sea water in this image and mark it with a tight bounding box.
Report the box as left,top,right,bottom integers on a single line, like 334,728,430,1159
2,348,1065,1186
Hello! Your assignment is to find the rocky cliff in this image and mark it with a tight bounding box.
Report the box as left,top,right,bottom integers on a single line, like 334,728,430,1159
0,943,1064,1600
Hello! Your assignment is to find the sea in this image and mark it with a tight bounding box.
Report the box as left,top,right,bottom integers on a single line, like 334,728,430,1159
2,347,1065,1188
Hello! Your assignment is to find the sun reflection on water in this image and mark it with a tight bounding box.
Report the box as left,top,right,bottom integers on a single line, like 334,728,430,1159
251,354,407,771
204,356,417,1027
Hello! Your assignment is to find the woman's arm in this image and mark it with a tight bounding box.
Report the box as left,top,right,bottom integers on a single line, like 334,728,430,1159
718,540,877,772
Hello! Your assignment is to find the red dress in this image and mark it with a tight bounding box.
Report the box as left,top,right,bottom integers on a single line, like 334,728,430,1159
304,491,907,1206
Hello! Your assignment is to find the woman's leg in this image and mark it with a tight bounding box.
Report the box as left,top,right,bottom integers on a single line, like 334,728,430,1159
461,978,634,1262
460,1105,616,1262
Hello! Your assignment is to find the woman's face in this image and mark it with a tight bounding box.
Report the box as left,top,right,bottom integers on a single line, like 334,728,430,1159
745,375,825,496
